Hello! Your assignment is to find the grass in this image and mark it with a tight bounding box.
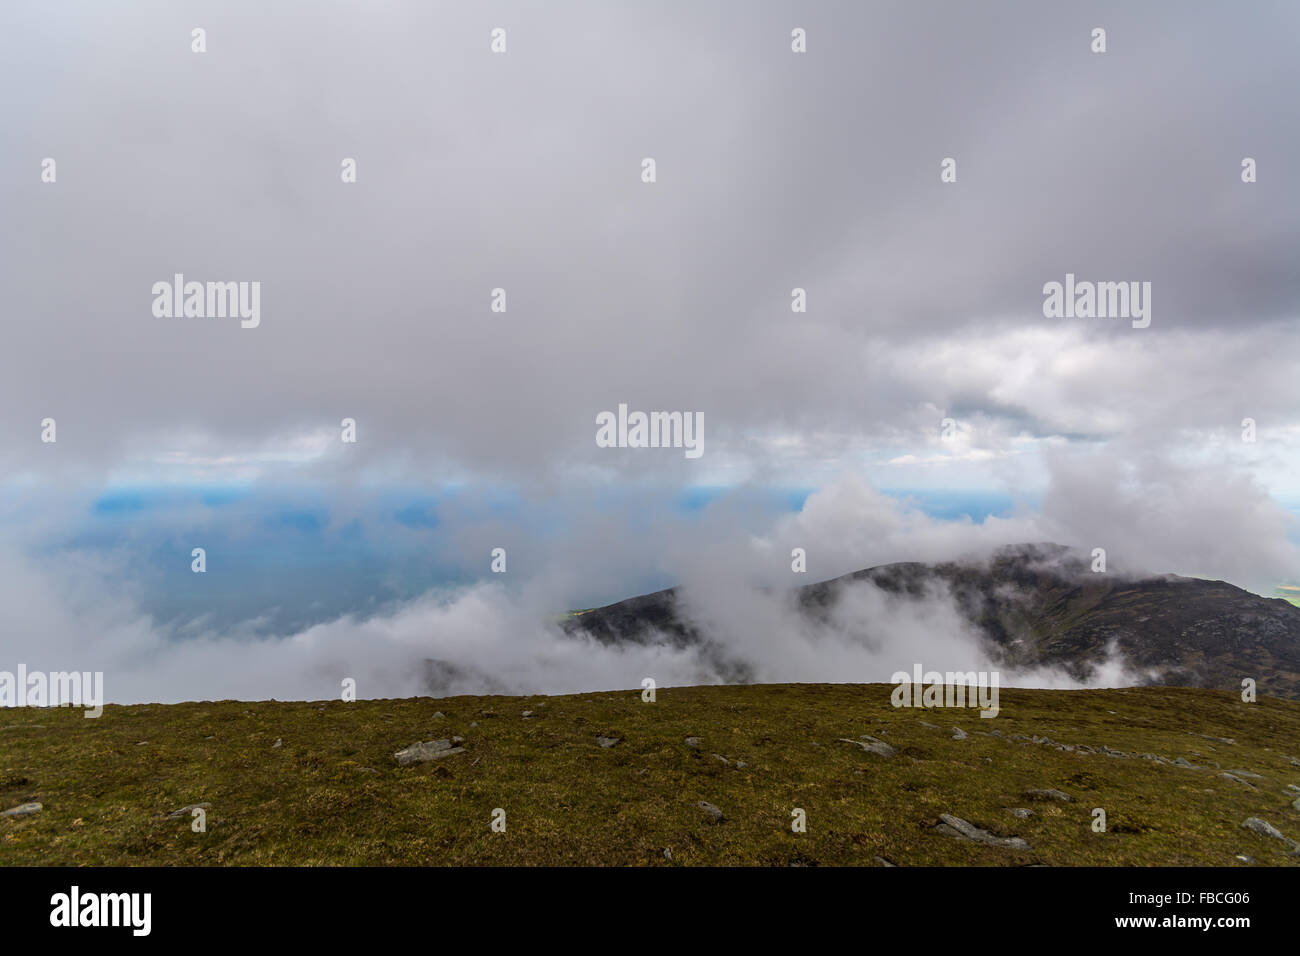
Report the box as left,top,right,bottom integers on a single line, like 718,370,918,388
3,683,1299,866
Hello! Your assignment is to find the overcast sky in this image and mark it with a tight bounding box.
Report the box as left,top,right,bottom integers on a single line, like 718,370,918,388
1,2,1297,700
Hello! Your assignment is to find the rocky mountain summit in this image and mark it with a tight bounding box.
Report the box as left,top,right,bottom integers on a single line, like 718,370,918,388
562,543,1300,699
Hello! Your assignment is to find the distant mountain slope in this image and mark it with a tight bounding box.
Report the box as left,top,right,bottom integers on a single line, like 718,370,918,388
562,543,1300,699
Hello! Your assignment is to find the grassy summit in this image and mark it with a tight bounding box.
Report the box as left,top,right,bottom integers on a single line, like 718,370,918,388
3,684,1299,866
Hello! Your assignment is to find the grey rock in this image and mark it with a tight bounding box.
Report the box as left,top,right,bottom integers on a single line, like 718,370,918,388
394,737,466,765
1284,784,1300,793
1172,757,1202,769
873,856,896,867
1241,817,1300,851
697,801,724,823
1292,797,1300,812
431,711,445,719
1192,733,1236,745
735,760,748,769
711,753,730,765
838,736,897,757
1226,769,1263,779
918,720,940,729
1235,854,1257,864
684,737,702,749
166,802,211,819
1220,772,1257,788
663,847,672,860
1,802,42,818
272,738,282,748
951,727,968,740
1024,788,1072,802
521,710,536,718
1008,808,1035,819
935,813,1030,850
596,736,621,748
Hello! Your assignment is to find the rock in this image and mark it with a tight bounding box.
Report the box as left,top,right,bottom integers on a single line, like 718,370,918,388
1191,733,1236,745
663,847,672,860
1008,808,1035,819
684,737,702,749
272,738,282,748
951,727,968,740
697,801,724,823
1235,854,1257,864
596,736,621,748
1292,797,1300,812
470,721,478,727
394,737,466,765
1226,769,1263,779
935,813,1030,849
166,802,211,819
735,761,749,769
838,736,897,757
431,712,445,719
711,754,730,765
1024,788,1072,802
1172,757,1202,769
873,856,896,867
918,721,940,729
1,802,42,818
1220,772,1257,788
521,710,535,718
1241,817,1300,851
1284,784,1300,794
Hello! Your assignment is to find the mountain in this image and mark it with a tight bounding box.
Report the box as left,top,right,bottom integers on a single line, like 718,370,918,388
562,543,1300,699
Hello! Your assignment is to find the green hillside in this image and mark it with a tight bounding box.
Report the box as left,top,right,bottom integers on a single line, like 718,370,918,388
3,684,1299,866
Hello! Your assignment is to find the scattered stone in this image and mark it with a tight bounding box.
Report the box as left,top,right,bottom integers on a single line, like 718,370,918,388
166,802,211,819
697,801,724,823
1292,797,1300,812
918,721,940,729
684,737,702,749
1192,733,1236,745
1220,772,1257,788
1284,784,1300,794
1,802,42,819
596,736,621,748
711,753,730,765
1024,788,1072,802
1226,769,1263,779
394,737,466,765
951,727,968,740
663,847,672,860
1008,808,1035,819
1235,854,1257,864
521,710,535,718
735,761,749,769
470,722,478,728
1241,817,1300,852
873,856,896,867
1171,757,1202,769
838,736,897,757
934,813,1030,850
431,712,445,719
